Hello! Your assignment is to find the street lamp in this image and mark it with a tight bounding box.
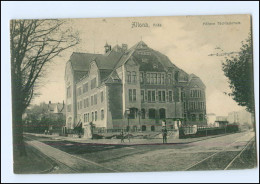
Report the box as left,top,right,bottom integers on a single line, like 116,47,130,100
125,109,131,142
138,110,142,131
125,109,130,132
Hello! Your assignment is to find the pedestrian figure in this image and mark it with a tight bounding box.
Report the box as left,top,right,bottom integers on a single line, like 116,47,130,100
44,130,47,135
127,133,131,143
120,130,124,143
162,128,167,144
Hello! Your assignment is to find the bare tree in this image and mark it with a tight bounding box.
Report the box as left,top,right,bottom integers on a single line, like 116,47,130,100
10,19,79,156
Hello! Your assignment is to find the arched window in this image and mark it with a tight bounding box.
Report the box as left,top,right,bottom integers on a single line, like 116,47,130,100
149,109,156,119
133,126,138,132
132,71,136,83
151,126,155,131
129,108,138,119
141,108,146,119
174,71,179,82
199,114,204,121
191,114,196,121
159,108,166,119
142,125,146,131
127,71,131,83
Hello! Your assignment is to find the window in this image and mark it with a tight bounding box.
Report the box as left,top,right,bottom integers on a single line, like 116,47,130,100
67,104,71,112
175,71,179,82
158,91,162,102
162,91,165,102
83,83,88,93
133,89,136,101
153,73,157,84
158,91,165,102
77,87,82,96
191,114,196,121
92,112,94,121
199,114,204,121
127,71,131,83
148,91,151,102
141,90,145,102
159,108,166,119
67,86,71,98
184,113,187,120
169,90,173,102
132,71,136,83
146,73,150,84
174,88,180,102
141,108,145,119
190,89,202,98
189,102,195,110
152,91,156,102
101,110,104,120
140,72,144,83
80,101,82,109
157,73,161,84
151,126,155,131
101,91,104,103
167,74,172,84
183,102,187,111
148,90,156,102
91,78,97,89
84,99,87,108
86,98,89,107
94,94,97,105
129,108,138,119
198,102,205,110
129,89,136,102
91,96,94,106
142,125,146,131
95,111,97,121
161,74,165,84
129,89,132,102
149,109,156,119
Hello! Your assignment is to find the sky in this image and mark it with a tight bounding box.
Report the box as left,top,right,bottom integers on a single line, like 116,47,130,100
31,14,251,116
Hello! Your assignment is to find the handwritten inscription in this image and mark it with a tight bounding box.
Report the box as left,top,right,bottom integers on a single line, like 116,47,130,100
132,22,162,28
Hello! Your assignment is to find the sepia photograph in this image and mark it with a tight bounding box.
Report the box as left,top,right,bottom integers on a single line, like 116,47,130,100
10,14,257,174
2,2,259,183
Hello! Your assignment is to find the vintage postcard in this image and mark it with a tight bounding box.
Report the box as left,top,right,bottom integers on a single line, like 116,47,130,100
11,14,257,174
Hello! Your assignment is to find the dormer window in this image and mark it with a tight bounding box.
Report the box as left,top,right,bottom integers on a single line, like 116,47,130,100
153,64,158,69
104,42,111,53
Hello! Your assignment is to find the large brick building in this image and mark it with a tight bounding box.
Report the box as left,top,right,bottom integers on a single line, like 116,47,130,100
64,41,207,132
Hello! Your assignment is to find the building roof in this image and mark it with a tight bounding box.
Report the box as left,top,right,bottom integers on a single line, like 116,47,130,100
48,102,65,114
68,41,202,86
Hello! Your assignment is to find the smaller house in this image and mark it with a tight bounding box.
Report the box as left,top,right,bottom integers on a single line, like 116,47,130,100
47,101,66,115
206,113,216,127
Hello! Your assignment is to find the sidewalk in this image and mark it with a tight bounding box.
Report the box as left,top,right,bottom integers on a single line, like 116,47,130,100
26,137,119,173
25,132,231,145
13,142,54,174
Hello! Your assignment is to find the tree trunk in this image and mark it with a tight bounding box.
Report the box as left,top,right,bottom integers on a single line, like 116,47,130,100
12,108,27,157
12,76,27,157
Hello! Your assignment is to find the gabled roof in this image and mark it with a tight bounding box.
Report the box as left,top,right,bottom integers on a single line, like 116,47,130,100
69,52,101,72
68,41,202,87
188,74,206,88
48,103,65,114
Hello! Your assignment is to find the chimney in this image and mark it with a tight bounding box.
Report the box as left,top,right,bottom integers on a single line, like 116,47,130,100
104,42,111,53
122,44,128,52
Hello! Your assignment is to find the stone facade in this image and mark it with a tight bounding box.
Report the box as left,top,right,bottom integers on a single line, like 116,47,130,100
64,41,207,132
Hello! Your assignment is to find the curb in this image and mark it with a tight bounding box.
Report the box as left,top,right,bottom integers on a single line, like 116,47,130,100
30,132,239,146
25,141,56,174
